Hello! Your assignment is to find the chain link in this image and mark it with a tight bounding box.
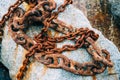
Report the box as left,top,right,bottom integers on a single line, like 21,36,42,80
0,0,113,80
0,0,24,42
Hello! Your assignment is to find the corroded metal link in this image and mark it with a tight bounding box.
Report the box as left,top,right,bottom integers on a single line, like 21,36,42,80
8,7,36,51
2,0,113,80
14,0,56,25
17,49,35,80
43,0,57,11
86,37,113,67
50,19,74,34
44,54,70,68
91,62,107,74
35,53,107,75
0,0,23,43
42,0,73,32
0,0,23,28
11,31,36,50
7,1,57,80
24,0,37,4
35,53,52,65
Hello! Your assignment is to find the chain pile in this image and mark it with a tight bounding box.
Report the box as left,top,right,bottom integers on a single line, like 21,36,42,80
0,0,113,80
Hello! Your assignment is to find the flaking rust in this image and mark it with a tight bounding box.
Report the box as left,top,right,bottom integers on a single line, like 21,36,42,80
0,0,114,80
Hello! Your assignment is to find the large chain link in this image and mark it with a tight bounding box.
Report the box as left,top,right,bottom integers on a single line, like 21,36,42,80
0,0,113,80
0,0,24,42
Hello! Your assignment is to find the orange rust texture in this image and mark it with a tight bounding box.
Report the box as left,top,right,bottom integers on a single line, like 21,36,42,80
23,0,120,51
23,62,34,80
47,30,53,37
73,0,120,51
54,31,59,37
14,44,18,61
108,67,115,75
23,2,30,11
92,75,97,80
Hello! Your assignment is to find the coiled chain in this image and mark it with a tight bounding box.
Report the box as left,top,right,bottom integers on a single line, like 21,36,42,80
0,0,113,80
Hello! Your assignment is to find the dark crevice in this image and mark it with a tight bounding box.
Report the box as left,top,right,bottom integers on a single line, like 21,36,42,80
0,62,11,80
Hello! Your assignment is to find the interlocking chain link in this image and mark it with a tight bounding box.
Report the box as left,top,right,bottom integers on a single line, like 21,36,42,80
0,0,24,42
0,0,113,80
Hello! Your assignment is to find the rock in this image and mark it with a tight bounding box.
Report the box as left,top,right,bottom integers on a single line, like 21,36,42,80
108,0,120,26
82,0,120,51
0,62,11,80
1,0,120,80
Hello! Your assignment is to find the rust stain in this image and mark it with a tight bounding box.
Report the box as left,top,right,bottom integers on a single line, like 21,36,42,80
92,75,97,80
41,65,48,76
23,2,30,11
13,74,17,80
14,44,18,60
108,67,113,73
22,49,29,60
47,30,52,37
89,12,110,27
85,0,120,51
47,29,60,37
108,67,115,75
23,61,34,80
54,31,59,37
8,28,13,40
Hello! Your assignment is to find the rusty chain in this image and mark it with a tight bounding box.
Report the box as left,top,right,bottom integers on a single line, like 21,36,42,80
0,0,24,42
0,0,113,80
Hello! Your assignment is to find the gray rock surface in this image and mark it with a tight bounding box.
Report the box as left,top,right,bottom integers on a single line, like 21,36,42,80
0,0,120,80
108,0,120,26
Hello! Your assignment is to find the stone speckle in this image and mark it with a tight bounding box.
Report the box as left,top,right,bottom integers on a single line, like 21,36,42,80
0,0,120,80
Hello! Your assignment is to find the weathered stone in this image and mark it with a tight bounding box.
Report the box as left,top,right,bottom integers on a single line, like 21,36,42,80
109,0,120,26
0,0,120,80
80,0,120,51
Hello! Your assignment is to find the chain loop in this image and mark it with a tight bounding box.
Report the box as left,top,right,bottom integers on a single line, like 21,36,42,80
0,0,113,80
